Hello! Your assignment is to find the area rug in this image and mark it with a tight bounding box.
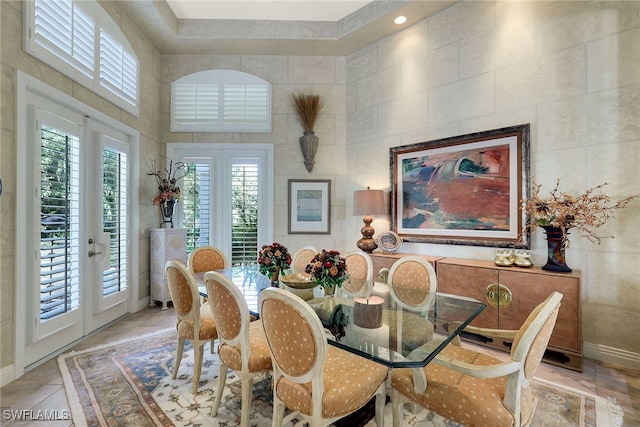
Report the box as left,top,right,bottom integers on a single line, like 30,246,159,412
58,329,624,427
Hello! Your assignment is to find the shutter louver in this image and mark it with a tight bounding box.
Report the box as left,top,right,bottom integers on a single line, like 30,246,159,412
99,29,137,106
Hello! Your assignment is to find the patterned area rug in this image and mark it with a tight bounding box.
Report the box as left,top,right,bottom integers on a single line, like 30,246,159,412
58,329,623,426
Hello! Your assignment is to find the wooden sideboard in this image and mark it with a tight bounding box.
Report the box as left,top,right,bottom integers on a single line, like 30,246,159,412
369,252,583,371
370,252,444,282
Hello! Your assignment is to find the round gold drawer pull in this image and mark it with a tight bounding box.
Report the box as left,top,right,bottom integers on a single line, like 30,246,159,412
485,283,512,308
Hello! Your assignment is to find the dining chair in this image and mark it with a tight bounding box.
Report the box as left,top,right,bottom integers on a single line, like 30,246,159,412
386,256,437,354
286,246,318,300
165,260,218,394
204,271,272,427
391,291,563,427
188,245,228,273
340,250,374,297
291,245,317,274
259,288,388,427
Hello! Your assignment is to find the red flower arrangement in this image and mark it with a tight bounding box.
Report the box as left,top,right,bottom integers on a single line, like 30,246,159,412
258,242,292,280
305,249,348,291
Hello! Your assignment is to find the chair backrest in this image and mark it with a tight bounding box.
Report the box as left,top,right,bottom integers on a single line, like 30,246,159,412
387,256,437,314
188,246,228,274
511,291,563,379
204,271,251,365
259,287,326,390
342,250,373,296
291,246,317,274
165,260,202,329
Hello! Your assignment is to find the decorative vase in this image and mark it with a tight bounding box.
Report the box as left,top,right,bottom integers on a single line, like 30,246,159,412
323,283,336,297
161,199,177,228
299,131,319,173
270,266,280,286
541,226,572,272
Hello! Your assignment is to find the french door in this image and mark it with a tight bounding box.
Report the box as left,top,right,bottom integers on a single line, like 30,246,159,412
19,95,131,368
169,144,274,263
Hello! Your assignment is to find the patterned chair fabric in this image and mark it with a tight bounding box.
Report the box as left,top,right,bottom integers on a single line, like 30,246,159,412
291,246,317,274
165,260,218,394
387,256,437,314
259,288,388,426
204,271,272,427
188,246,228,274
391,291,563,427
341,250,374,297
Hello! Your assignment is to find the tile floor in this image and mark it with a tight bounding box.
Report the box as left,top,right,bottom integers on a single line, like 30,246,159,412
1,305,639,426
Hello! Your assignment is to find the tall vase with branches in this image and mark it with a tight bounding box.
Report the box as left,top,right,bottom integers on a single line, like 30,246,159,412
293,92,324,173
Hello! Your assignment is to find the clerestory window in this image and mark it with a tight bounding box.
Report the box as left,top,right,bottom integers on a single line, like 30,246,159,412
171,70,271,132
25,0,139,116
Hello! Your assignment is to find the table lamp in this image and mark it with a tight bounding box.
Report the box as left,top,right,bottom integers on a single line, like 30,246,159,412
353,187,385,253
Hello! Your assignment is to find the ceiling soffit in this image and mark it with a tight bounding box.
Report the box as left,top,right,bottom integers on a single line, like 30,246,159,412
120,0,458,56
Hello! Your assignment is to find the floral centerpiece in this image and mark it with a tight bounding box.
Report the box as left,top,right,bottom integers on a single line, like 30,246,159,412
523,179,639,246
258,242,292,283
305,249,349,296
147,158,189,207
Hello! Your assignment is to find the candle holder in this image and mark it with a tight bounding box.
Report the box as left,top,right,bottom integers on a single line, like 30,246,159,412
353,296,384,328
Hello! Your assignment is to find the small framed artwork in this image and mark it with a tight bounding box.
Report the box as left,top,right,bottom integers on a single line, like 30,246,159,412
390,124,530,248
288,179,331,234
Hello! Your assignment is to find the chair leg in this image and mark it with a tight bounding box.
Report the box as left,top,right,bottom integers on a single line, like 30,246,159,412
391,389,402,427
240,373,254,427
192,343,204,394
374,383,385,426
173,337,185,379
211,364,228,416
272,398,285,427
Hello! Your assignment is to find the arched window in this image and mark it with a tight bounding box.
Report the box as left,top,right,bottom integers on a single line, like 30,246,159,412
171,70,271,132
25,0,139,116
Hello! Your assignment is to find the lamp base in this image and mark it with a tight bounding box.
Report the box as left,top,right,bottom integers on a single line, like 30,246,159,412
357,238,378,254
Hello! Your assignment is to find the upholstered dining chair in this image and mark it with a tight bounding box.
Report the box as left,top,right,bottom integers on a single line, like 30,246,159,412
259,288,388,427
291,245,317,274
391,291,563,427
165,260,218,394
387,255,437,315
188,245,228,273
204,271,272,427
286,246,318,300
340,250,374,297
385,256,437,354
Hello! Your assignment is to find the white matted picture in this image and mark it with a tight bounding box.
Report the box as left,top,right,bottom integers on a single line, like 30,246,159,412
288,179,331,234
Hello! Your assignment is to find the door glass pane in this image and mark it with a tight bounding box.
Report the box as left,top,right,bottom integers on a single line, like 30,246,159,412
40,125,81,320
182,162,211,253
102,147,128,295
231,163,258,265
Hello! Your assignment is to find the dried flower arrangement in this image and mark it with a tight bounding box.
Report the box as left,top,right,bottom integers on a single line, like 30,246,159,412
523,179,639,246
147,158,189,206
292,92,324,132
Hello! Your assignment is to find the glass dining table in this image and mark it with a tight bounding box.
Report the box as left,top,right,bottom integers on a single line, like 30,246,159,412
197,264,486,369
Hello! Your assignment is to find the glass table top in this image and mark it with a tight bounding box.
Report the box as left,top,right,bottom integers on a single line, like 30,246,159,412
197,264,486,368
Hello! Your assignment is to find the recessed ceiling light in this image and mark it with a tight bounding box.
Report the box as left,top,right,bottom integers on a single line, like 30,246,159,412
394,16,407,25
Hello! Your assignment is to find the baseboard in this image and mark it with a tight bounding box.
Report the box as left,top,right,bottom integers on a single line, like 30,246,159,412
0,364,15,388
584,341,640,371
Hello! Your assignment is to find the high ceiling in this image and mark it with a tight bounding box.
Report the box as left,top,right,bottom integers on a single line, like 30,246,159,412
165,0,374,22
119,0,458,56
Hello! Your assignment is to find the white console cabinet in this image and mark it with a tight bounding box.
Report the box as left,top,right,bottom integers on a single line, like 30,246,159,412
149,228,187,309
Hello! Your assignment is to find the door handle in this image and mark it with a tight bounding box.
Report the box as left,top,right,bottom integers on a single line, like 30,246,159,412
88,250,103,257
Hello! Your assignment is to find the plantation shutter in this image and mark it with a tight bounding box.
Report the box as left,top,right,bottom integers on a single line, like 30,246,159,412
171,70,271,132
99,29,138,107
39,125,82,322
231,163,259,265
101,146,128,296
182,162,212,253
33,0,95,78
